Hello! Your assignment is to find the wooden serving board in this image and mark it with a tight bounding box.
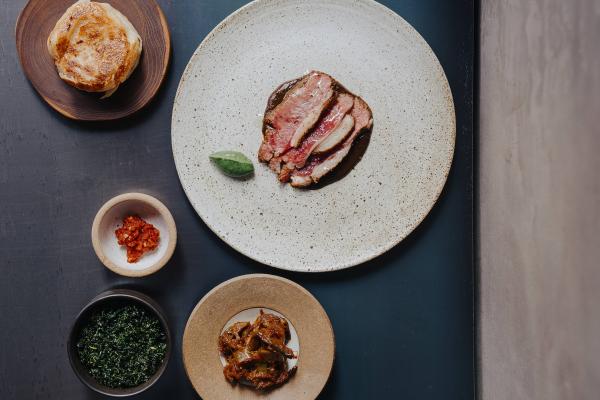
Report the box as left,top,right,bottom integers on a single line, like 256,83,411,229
15,0,170,121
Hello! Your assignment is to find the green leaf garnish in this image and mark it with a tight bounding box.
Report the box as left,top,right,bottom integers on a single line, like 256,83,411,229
209,151,254,178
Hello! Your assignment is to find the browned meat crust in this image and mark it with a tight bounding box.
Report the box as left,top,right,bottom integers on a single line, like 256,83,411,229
259,71,335,163
218,310,297,390
259,71,373,187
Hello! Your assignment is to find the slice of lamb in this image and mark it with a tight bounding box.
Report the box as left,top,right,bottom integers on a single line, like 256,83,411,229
259,71,334,162
288,156,323,187
290,96,373,188
277,93,355,182
312,113,355,155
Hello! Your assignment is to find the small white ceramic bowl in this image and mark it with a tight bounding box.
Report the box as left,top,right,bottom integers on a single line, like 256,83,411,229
91,193,177,277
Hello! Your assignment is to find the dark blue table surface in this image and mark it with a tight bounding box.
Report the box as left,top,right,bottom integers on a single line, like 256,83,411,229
0,1,474,399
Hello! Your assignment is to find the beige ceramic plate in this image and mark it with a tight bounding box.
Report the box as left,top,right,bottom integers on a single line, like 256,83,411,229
182,274,334,400
172,0,455,272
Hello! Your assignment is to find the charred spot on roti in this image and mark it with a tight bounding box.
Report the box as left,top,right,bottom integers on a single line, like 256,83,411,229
47,0,143,98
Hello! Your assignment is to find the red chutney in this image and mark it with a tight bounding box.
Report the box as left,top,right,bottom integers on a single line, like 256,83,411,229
115,216,160,263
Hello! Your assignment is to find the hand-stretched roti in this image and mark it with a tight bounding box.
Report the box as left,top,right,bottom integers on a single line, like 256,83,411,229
47,0,142,98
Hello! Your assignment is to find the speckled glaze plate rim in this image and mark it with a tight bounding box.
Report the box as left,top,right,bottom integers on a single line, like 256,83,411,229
171,0,456,272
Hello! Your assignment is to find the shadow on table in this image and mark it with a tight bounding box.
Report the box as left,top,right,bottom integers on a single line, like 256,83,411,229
316,359,340,399
99,239,187,295
30,56,176,133
200,155,454,285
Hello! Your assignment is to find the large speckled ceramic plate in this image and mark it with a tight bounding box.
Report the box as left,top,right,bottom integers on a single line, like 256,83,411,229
172,0,455,272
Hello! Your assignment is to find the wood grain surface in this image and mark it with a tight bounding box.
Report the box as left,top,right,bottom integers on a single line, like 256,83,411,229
479,0,600,399
15,0,170,121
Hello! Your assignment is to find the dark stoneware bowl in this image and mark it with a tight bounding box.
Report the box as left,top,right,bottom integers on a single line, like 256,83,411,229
67,289,171,397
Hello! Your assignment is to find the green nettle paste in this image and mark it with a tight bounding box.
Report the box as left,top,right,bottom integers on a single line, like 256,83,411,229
76,304,167,388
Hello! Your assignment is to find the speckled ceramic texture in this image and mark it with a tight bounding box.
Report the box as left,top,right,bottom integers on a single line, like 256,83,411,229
172,0,455,272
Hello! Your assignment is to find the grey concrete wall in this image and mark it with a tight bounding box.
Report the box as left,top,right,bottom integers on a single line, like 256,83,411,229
479,0,600,399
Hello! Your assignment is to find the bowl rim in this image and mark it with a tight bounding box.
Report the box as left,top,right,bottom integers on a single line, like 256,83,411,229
91,192,177,277
67,288,172,397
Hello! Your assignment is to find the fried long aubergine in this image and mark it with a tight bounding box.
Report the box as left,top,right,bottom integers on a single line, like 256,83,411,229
218,310,297,390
